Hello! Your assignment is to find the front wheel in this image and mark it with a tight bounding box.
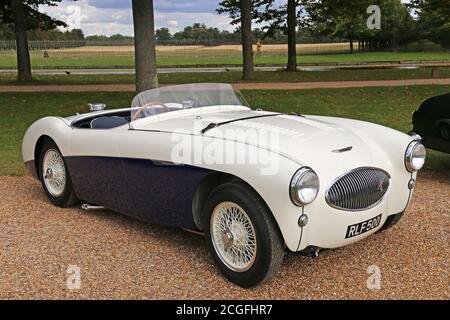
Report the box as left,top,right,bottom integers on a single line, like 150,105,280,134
203,182,284,287
38,139,78,207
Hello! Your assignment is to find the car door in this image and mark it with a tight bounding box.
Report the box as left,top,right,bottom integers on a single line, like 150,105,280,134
117,128,213,229
66,127,136,215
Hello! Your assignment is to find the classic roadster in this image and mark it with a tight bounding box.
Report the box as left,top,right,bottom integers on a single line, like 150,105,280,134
22,83,426,287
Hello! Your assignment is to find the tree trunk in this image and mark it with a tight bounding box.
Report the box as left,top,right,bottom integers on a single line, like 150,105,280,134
349,37,354,53
10,0,32,81
240,0,254,80
132,0,158,93
286,0,297,72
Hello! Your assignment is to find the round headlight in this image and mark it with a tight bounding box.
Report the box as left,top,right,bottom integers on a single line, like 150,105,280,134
290,167,320,206
405,141,426,172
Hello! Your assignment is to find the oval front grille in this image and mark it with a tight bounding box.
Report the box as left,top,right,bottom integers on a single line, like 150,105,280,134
325,167,390,211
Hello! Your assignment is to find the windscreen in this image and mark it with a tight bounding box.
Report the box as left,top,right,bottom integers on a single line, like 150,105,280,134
130,83,248,122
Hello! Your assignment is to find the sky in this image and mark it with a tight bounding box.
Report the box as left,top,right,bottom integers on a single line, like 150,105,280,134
41,0,411,37
41,0,238,36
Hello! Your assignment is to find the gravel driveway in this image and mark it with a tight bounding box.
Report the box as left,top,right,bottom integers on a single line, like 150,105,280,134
0,171,448,300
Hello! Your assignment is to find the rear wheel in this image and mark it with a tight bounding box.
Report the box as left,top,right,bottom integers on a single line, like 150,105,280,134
38,139,77,207
203,182,284,287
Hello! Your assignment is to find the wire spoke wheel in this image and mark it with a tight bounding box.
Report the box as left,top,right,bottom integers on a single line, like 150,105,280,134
42,149,66,197
210,201,257,272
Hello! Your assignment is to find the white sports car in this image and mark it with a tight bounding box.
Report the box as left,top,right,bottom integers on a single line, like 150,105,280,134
22,83,426,287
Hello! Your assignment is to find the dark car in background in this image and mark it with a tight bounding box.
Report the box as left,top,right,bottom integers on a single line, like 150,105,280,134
412,93,450,154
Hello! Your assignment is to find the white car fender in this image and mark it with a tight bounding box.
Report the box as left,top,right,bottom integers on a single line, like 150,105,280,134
22,117,72,164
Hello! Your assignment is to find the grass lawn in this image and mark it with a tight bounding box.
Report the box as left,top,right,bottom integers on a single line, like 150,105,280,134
0,51,449,69
0,85,449,176
1,67,450,85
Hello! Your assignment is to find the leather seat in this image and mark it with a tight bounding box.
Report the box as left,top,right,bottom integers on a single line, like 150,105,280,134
90,116,129,129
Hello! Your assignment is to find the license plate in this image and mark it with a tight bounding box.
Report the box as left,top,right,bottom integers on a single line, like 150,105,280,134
345,214,382,239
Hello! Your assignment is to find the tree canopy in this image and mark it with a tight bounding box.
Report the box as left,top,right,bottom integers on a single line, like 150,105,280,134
304,0,418,50
0,0,447,47
411,0,450,44
0,0,67,30
155,27,171,40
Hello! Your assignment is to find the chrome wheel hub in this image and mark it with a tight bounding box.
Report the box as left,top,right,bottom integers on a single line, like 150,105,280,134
222,228,234,250
45,168,53,179
210,201,257,272
42,149,66,197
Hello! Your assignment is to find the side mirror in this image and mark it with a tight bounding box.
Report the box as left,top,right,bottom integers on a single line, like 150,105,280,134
88,103,106,111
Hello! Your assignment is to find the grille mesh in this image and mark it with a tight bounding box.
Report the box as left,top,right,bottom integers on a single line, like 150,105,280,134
326,168,390,211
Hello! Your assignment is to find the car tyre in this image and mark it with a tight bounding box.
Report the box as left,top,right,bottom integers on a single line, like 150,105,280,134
203,182,284,287
38,139,78,207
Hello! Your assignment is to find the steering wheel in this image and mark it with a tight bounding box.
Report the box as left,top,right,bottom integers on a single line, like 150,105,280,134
132,101,170,121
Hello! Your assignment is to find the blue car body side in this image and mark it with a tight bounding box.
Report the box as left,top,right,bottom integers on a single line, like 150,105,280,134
64,156,215,229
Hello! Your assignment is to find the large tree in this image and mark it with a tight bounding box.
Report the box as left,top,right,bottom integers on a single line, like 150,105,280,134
219,0,304,72
368,0,415,50
132,0,158,93
286,0,298,71
257,0,304,71
240,0,254,79
305,0,416,52
155,27,172,41
411,0,450,46
304,0,369,53
0,0,67,81
218,0,262,80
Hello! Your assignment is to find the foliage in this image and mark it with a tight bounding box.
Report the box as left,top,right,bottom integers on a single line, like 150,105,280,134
0,0,67,30
304,0,419,49
155,27,172,40
411,0,450,45
254,0,304,38
173,23,222,40
85,34,133,42
0,1,83,41
304,0,371,41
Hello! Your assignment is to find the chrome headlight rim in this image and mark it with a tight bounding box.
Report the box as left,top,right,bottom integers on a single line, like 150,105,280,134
405,140,426,173
289,167,320,206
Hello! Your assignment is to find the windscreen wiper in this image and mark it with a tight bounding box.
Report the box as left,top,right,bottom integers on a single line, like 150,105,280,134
200,113,282,134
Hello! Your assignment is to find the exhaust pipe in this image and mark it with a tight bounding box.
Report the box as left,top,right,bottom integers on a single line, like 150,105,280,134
81,203,106,211
182,228,204,236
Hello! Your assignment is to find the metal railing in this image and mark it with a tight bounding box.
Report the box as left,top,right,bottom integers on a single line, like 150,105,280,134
0,40,362,57
0,39,447,63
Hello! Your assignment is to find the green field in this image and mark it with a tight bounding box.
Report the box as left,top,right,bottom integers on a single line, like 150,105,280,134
0,51,449,69
1,67,450,85
0,85,449,176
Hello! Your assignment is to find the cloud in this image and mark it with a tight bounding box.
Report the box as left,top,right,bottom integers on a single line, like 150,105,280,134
167,20,179,28
41,0,415,36
86,0,131,9
41,0,233,36
154,11,234,33
86,0,219,13
154,0,220,13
